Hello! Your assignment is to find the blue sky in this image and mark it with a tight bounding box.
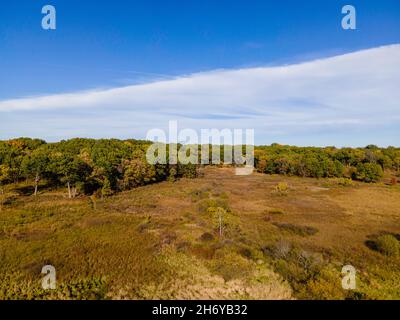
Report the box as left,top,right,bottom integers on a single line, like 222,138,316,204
0,0,399,146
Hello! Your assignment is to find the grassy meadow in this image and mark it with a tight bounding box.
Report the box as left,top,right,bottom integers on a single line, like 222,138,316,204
1,167,399,300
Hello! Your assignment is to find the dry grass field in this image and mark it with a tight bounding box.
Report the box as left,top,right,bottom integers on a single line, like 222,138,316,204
0,167,399,299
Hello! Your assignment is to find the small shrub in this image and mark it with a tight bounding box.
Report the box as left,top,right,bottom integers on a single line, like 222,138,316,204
374,234,400,257
337,178,354,187
210,251,253,281
199,232,214,242
298,266,345,300
238,247,252,259
238,246,263,261
274,182,289,194
262,240,291,260
198,198,230,214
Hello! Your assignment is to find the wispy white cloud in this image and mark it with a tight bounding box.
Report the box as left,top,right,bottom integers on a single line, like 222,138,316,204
1,44,399,146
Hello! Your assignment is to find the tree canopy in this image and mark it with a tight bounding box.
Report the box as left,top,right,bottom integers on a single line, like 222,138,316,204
0,138,398,198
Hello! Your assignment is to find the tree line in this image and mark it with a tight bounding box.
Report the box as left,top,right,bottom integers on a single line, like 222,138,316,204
0,138,196,198
254,144,400,182
1,138,399,198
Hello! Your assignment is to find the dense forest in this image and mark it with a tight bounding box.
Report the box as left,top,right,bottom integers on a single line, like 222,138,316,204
0,138,399,199
0,138,197,199
254,144,400,182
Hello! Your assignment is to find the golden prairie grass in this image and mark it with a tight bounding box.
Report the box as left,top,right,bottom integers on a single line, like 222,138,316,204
0,167,399,299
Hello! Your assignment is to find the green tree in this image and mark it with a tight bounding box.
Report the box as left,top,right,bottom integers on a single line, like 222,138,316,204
122,158,156,189
49,153,92,198
177,163,198,179
21,150,50,196
0,164,11,196
101,177,113,198
354,163,383,182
